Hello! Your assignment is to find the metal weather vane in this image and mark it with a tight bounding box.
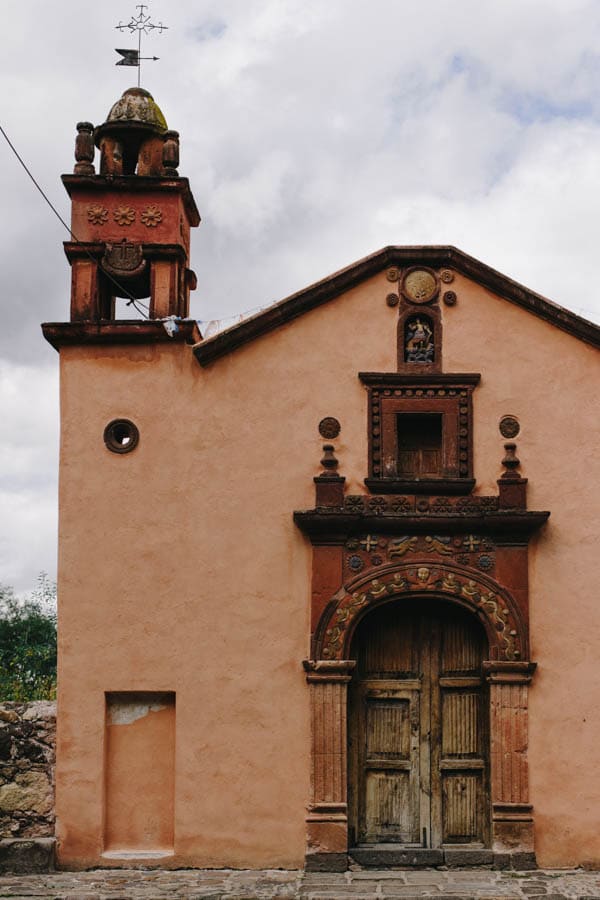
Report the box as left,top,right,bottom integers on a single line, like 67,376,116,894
115,4,169,87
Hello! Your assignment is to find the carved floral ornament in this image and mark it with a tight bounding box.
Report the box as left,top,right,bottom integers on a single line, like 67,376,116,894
86,204,164,228
384,267,459,309
141,204,163,227
87,205,108,225
113,205,136,226
317,562,525,663
343,533,496,579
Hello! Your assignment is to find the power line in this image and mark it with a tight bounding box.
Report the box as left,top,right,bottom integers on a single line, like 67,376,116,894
0,122,150,319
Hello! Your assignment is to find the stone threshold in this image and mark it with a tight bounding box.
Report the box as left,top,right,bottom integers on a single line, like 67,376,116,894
306,847,537,871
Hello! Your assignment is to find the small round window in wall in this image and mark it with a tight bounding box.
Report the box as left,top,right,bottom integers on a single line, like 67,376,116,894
104,419,139,454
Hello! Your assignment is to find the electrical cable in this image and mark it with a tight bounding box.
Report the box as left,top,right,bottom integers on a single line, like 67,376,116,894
0,122,150,318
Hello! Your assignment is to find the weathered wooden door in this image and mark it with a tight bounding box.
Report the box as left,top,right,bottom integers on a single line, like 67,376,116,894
349,601,489,848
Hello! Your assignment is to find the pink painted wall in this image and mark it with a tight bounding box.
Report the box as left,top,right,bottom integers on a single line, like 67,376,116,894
55,267,599,868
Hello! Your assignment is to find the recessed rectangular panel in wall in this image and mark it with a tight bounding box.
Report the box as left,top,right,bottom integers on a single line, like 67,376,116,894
104,692,175,855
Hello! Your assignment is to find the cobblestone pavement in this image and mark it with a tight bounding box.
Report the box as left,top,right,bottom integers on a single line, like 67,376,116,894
1,868,600,900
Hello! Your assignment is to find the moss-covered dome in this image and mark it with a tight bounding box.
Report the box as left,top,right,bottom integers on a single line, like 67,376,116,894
95,87,168,146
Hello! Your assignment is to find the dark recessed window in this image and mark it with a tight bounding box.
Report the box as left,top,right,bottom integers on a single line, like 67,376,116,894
397,413,442,477
104,419,139,454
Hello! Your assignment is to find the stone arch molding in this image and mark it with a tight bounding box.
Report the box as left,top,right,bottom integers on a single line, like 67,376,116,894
315,561,527,662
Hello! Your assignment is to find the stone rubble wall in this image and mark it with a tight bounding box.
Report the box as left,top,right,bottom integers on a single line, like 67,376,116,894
0,702,55,838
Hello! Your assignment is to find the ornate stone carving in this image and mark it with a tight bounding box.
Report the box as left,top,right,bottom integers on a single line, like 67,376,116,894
340,531,496,581
113,206,136,226
386,267,400,282
342,494,500,514
443,290,457,306
319,563,523,662
361,375,479,491
140,204,163,227
499,416,520,439
318,417,341,440
401,267,439,304
386,292,399,307
440,269,454,283
102,241,146,279
87,205,108,225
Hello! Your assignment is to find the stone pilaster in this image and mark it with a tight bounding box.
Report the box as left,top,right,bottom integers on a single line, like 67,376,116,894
303,660,355,872
484,662,536,859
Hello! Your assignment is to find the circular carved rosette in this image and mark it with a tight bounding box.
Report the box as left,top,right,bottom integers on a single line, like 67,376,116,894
141,204,163,227
87,205,108,225
400,267,440,304
113,206,136,226
318,417,341,439
499,415,520,438
443,290,457,306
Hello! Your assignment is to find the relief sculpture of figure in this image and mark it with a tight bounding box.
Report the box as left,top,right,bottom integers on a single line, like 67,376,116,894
405,317,434,363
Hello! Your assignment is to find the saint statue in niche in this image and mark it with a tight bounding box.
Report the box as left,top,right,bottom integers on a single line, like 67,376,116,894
405,316,434,363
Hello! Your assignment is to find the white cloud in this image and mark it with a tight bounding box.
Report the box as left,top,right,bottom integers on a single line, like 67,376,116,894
1,0,599,589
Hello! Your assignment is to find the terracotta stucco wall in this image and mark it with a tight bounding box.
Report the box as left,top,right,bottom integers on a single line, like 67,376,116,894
56,269,599,868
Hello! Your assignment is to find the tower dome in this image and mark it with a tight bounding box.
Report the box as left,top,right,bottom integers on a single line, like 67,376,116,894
94,87,173,177
99,87,168,136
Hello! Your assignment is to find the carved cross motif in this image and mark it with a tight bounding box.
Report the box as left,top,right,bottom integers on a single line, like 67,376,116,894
360,535,378,552
463,535,481,551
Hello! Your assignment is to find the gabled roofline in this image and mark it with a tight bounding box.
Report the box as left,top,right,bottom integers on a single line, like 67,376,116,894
193,245,600,366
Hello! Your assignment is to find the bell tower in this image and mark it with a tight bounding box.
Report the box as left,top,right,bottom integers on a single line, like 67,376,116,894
60,86,200,324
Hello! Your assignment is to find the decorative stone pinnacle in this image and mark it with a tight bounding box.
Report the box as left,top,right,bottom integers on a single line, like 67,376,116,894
320,443,339,475
74,122,95,175
501,442,521,479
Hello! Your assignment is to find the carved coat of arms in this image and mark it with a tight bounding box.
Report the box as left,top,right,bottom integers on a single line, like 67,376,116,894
101,241,146,279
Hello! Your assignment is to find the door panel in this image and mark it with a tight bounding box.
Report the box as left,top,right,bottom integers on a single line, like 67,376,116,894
366,698,412,757
442,772,484,843
441,692,481,756
365,771,415,842
359,689,421,843
350,600,489,848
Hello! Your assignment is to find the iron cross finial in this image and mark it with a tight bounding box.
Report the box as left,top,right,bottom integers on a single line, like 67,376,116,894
115,4,169,87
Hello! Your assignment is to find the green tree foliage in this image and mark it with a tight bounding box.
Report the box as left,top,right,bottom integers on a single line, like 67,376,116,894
0,574,57,701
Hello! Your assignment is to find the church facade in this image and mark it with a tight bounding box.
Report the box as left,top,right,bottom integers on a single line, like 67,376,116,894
43,88,600,871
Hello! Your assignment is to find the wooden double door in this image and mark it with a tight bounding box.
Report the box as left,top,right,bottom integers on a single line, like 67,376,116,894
349,600,489,849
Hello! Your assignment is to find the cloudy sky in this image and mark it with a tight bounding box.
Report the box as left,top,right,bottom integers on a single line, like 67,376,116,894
1,0,600,593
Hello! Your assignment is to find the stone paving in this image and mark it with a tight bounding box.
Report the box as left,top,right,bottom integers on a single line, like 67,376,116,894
1,868,600,900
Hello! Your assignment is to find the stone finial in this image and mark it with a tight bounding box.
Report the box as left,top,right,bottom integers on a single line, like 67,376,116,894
74,122,95,175
501,442,521,479
498,442,527,509
314,444,345,507
162,130,180,176
320,444,339,475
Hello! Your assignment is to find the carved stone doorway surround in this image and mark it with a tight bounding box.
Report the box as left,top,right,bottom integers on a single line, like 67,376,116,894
295,479,549,871
303,569,536,871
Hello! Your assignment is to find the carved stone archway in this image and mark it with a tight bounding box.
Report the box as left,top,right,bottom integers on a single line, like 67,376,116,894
304,562,536,871
315,561,528,663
